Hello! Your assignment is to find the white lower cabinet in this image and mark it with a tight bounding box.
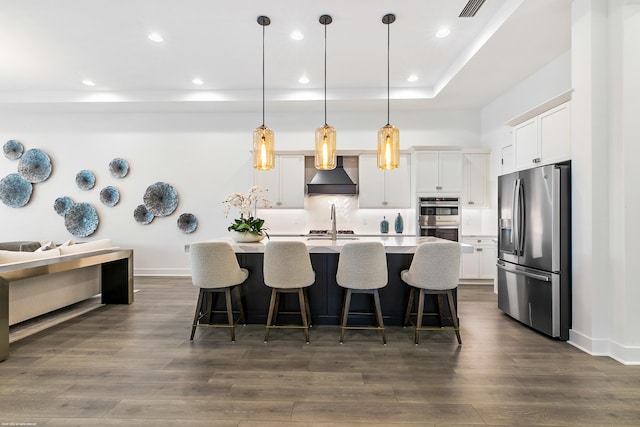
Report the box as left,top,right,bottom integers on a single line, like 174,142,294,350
460,237,496,280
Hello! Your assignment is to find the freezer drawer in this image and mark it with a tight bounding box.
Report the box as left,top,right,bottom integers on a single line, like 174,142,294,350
497,260,565,339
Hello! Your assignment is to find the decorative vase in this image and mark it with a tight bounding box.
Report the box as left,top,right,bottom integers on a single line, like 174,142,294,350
394,213,404,234
380,216,389,234
230,230,266,243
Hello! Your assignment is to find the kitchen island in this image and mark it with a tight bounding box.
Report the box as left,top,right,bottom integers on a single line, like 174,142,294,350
191,236,462,327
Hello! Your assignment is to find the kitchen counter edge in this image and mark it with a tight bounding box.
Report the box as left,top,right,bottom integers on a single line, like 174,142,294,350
185,236,472,254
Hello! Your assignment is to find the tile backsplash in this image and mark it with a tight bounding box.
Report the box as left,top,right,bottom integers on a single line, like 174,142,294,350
257,194,415,235
257,196,497,236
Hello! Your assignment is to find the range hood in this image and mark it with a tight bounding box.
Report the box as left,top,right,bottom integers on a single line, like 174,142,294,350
307,156,358,195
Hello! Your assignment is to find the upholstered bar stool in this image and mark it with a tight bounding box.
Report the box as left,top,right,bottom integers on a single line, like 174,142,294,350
401,241,461,345
336,242,388,344
189,241,248,342
263,241,315,343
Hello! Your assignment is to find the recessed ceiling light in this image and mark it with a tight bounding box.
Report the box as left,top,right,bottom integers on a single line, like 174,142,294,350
436,27,451,38
148,32,164,43
407,74,418,83
82,79,95,87
290,31,304,41
299,75,309,84
192,78,204,86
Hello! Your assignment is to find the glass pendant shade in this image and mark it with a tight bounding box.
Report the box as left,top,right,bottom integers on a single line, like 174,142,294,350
377,124,400,170
253,125,275,170
314,124,337,170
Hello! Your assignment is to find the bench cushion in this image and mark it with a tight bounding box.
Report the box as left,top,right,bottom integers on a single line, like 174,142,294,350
0,241,41,252
58,238,113,255
0,248,61,264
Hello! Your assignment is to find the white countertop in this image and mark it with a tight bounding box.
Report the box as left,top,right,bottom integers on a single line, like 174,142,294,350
186,236,473,254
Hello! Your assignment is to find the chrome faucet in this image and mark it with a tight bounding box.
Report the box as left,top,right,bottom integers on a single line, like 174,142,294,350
330,203,337,241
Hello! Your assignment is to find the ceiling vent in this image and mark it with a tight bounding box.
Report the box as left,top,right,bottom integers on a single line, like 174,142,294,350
459,0,486,17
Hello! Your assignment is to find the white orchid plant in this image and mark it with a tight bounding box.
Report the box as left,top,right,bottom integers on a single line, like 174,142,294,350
223,185,271,237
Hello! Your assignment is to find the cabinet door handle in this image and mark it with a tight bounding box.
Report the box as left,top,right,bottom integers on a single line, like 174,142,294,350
476,248,483,252
468,201,474,205
436,186,442,190
382,201,388,206
533,157,541,163
276,201,282,206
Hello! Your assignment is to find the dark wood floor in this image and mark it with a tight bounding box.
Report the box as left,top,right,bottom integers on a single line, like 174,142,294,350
2,277,640,426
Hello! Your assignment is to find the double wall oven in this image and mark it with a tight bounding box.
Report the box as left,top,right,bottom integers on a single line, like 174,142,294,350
417,197,460,242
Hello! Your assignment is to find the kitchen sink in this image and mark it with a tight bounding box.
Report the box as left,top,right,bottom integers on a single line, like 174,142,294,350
306,236,359,241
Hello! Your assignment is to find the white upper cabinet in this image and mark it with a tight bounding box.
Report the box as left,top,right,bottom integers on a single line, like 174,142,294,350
413,151,462,194
501,144,515,175
254,154,305,208
358,153,411,208
461,153,488,207
538,102,571,163
513,101,571,170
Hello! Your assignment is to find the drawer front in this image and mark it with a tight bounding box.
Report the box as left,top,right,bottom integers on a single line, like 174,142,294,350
462,237,495,246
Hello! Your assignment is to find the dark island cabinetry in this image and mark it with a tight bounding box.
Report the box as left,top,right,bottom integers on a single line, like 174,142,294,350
235,252,456,326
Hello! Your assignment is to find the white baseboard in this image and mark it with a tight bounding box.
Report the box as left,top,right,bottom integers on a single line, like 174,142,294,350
569,329,640,365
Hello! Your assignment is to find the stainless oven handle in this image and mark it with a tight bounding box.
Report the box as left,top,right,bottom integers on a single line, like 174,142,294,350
496,262,551,282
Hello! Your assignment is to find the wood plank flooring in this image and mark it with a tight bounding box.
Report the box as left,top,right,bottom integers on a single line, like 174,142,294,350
1,277,640,426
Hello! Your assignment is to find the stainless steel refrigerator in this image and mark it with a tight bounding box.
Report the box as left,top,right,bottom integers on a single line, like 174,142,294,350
497,162,571,340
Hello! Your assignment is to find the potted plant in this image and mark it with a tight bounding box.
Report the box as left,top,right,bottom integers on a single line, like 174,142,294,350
223,186,270,242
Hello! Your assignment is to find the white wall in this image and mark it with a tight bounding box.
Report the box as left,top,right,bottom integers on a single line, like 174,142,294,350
478,0,640,364
605,0,640,363
1,109,480,276
620,2,640,360
570,0,612,357
480,50,572,210
478,49,571,241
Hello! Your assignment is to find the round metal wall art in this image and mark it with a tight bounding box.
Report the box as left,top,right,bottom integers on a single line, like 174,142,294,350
64,202,99,237
109,158,129,179
3,140,24,160
100,186,120,207
134,204,154,225
143,181,178,217
17,148,52,183
0,173,33,208
177,213,198,234
54,196,74,216
76,169,96,190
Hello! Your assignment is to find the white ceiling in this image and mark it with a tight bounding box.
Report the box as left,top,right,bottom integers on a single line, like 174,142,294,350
0,0,571,113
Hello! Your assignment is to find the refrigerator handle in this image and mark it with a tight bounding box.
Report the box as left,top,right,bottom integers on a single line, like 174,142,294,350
511,178,519,246
512,178,521,251
517,179,525,255
496,262,551,282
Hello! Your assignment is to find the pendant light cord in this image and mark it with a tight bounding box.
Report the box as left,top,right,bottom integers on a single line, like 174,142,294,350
262,23,265,127
324,22,327,126
386,19,390,126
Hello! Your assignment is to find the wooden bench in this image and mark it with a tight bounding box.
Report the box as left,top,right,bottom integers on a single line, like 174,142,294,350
0,248,133,361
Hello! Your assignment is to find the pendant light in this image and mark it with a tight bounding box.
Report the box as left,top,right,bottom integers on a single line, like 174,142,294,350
253,15,275,171
377,13,400,170
315,14,337,170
